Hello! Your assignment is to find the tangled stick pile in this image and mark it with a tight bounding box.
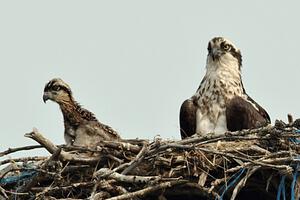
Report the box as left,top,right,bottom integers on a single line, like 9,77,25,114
1,119,300,200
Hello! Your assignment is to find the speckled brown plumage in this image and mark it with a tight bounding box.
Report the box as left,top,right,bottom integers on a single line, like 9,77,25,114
43,78,120,147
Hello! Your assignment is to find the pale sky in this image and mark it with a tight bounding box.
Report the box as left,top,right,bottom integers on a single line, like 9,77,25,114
1,1,300,158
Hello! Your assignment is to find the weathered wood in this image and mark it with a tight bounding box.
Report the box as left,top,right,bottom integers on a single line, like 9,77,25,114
1,120,300,200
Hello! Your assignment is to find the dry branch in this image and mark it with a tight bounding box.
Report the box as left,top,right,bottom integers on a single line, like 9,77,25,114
0,145,42,157
94,168,163,184
24,129,102,163
106,180,187,200
1,121,300,199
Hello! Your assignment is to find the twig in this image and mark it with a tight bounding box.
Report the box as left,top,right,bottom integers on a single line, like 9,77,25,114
0,145,42,157
94,168,162,184
96,180,128,196
0,156,47,166
226,152,294,173
148,143,194,155
106,180,187,200
197,147,292,172
24,128,103,163
3,190,29,196
31,181,94,194
0,186,8,199
178,125,274,146
99,140,141,153
24,128,59,155
61,145,102,153
121,143,148,174
230,166,260,200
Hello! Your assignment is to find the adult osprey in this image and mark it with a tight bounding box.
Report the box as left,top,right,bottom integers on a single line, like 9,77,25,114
43,78,120,147
179,37,270,139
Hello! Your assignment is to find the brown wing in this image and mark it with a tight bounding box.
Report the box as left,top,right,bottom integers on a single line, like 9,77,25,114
179,98,198,139
226,96,270,132
74,101,120,140
73,122,120,147
99,123,120,139
246,95,270,122
240,82,270,123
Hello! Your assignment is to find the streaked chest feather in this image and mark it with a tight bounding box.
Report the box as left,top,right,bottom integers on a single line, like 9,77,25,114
195,65,244,135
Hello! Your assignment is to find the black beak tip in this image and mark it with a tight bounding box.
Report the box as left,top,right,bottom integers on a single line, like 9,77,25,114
43,95,48,103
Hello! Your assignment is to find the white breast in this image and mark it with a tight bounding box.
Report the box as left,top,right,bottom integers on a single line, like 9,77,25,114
195,61,244,136
196,108,227,136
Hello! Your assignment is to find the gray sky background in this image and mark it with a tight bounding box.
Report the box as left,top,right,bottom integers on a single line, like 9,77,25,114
1,1,300,158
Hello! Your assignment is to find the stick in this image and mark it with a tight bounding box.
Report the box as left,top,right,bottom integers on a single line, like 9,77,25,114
31,181,93,193
0,145,42,157
230,166,260,200
0,156,47,166
24,128,59,154
197,147,292,171
106,180,187,200
178,125,274,146
94,168,162,184
99,140,141,153
24,129,102,163
0,186,8,199
121,143,148,174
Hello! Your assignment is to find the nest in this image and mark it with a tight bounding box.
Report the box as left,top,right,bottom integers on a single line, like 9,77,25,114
1,118,300,200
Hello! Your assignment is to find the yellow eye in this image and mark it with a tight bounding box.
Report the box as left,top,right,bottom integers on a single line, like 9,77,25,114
223,44,231,51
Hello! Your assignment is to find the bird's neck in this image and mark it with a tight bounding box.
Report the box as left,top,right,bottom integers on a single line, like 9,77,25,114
205,59,241,81
58,98,92,127
59,100,82,127
197,61,244,101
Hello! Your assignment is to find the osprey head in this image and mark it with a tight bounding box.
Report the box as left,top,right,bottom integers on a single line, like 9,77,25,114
43,78,72,103
207,37,242,70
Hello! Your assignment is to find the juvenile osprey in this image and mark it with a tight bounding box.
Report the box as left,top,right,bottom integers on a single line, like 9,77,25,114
180,37,270,139
43,78,120,147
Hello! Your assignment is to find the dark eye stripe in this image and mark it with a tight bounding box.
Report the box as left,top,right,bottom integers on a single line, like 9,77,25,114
221,42,233,51
47,81,54,89
44,81,54,91
52,85,61,91
44,82,68,92
220,42,242,68
59,86,71,93
230,48,242,68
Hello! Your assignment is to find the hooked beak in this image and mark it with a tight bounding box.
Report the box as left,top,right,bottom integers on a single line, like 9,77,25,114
210,48,221,61
43,92,50,103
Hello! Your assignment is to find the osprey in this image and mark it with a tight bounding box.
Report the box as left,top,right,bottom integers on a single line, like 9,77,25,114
43,78,120,147
179,37,270,139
